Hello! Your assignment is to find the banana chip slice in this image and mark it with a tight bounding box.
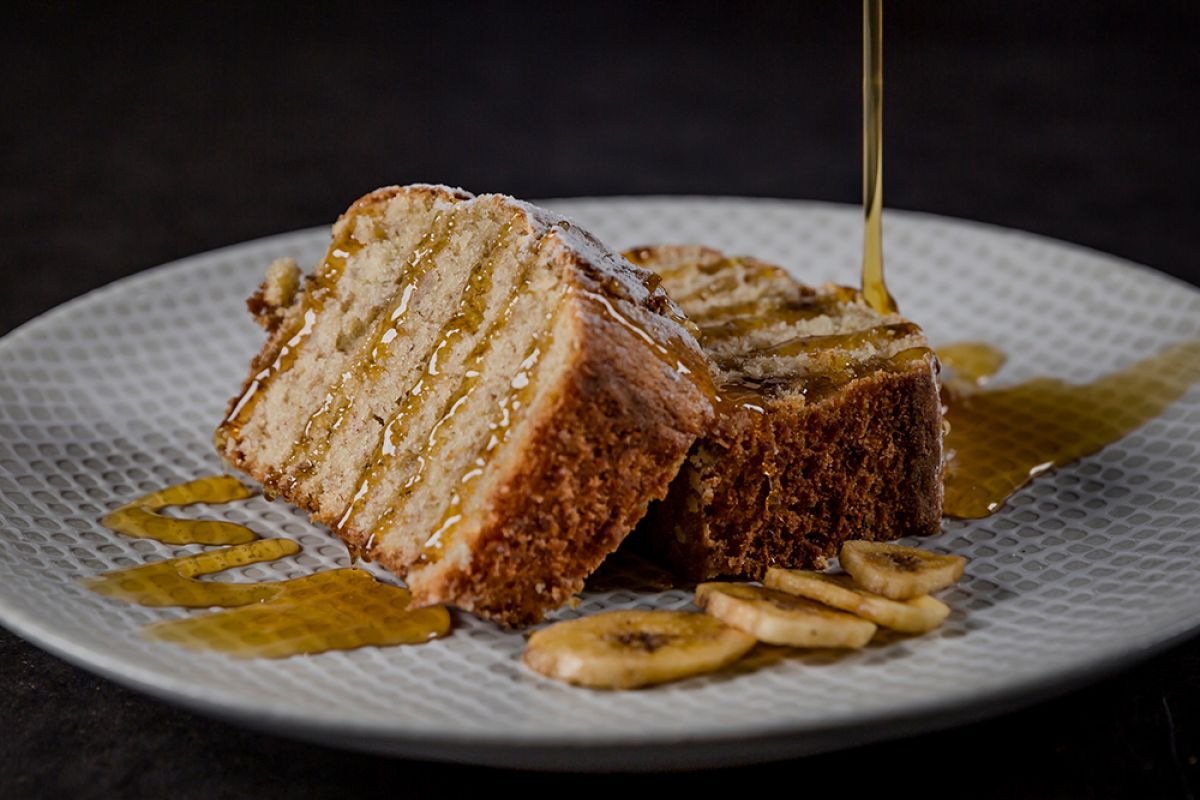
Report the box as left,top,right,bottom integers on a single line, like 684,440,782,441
695,582,876,649
764,568,950,634
522,610,756,689
839,541,966,600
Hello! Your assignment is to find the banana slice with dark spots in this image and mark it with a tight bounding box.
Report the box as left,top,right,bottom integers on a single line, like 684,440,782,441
695,582,876,648
522,609,756,689
839,540,966,600
764,568,950,634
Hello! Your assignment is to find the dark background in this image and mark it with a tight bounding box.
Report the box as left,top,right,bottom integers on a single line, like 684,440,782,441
3,1,1199,796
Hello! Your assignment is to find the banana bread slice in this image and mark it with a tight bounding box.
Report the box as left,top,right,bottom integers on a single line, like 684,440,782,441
216,186,714,624
625,245,943,581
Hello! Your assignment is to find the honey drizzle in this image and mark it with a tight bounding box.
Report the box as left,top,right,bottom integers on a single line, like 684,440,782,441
672,261,791,305
718,345,934,410
937,341,1006,387
941,340,1200,519
861,0,897,314
144,571,449,659
651,252,917,412
580,289,717,403
693,288,863,343
84,539,302,607
101,475,256,545
88,478,449,658
653,256,744,282
729,321,919,362
221,207,384,440
335,223,536,549
280,211,462,483
419,314,556,562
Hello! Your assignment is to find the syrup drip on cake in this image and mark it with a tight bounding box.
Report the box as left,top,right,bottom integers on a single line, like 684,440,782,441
279,211,461,483
718,346,934,410
635,254,783,287
860,0,897,315
625,249,893,415
726,321,920,363
580,288,718,403
939,340,1200,518
692,288,863,342
86,477,449,658
670,260,791,305
220,206,384,441
420,311,555,562
335,223,544,553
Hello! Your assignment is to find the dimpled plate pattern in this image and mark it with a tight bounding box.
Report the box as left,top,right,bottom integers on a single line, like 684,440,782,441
2,197,1200,770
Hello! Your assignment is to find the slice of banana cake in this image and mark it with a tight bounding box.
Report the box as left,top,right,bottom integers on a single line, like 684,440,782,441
626,245,943,581
216,186,714,624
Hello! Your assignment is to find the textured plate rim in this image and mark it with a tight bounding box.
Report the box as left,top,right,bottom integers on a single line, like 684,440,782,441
2,195,1199,767
3,578,1197,770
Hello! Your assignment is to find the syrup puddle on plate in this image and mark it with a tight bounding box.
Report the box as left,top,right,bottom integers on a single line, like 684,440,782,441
938,340,1200,519
86,476,449,658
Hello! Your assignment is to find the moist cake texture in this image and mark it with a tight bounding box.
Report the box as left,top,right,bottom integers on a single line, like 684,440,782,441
216,186,714,624
626,245,943,581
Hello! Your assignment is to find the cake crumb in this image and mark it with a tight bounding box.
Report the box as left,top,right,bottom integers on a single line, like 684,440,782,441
247,257,301,332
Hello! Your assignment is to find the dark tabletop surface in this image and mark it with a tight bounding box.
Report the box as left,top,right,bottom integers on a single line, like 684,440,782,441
4,1,1200,796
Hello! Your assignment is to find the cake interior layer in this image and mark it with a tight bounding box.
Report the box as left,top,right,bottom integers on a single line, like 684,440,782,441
229,191,568,572
629,247,931,407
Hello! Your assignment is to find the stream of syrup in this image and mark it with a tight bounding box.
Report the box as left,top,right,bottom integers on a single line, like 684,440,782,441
86,476,449,658
852,4,1200,518
861,0,897,315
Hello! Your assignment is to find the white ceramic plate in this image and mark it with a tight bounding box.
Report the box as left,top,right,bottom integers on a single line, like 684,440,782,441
2,197,1199,770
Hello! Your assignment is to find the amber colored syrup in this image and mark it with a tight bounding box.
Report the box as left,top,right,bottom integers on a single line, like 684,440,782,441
85,539,302,607
335,222,538,551
280,211,462,486
693,288,863,343
670,260,790,305
861,0,897,315
732,321,919,362
936,341,1006,387
940,340,1200,519
419,317,553,563
87,477,449,658
718,345,934,411
143,569,449,659
620,248,893,416
101,475,257,545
